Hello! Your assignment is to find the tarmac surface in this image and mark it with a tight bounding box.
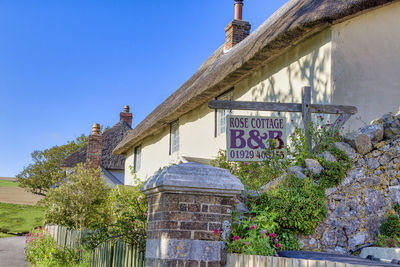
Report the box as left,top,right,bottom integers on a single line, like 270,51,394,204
0,236,27,267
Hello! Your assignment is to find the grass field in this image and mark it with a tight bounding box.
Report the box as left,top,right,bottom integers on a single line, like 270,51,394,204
0,202,46,236
0,179,19,187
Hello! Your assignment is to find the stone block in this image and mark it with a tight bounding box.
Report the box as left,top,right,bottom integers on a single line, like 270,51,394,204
260,173,287,192
344,132,372,155
288,166,306,179
334,142,358,160
141,162,244,196
360,124,384,143
305,159,324,175
319,151,337,162
360,247,400,260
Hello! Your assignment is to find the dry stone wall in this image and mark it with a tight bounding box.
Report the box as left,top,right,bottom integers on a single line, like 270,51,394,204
300,112,400,253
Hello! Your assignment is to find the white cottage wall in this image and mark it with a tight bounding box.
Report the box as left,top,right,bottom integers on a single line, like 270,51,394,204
124,30,333,184
331,1,400,130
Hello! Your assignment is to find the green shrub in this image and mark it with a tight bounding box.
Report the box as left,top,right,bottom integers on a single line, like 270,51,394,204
258,175,326,235
43,162,112,230
394,203,400,214
25,228,89,267
311,147,351,188
82,179,147,251
376,234,400,248
381,215,400,237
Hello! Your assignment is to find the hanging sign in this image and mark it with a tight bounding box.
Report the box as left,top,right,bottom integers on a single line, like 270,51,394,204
226,115,286,161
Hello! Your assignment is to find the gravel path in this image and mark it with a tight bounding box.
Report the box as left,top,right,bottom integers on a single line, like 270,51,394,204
0,236,27,267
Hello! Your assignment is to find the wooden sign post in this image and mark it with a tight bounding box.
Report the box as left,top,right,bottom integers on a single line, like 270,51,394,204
208,86,357,151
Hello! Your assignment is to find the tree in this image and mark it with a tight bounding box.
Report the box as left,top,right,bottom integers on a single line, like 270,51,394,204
16,134,87,196
43,162,112,230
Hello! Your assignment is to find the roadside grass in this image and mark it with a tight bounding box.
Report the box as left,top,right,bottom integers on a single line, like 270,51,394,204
0,232,14,238
0,202,46,236
0,180,19,188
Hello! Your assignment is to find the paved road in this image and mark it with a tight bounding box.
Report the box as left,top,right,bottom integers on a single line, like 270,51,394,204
0,237,27,267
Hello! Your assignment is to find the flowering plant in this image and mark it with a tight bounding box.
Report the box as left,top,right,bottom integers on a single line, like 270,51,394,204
216,210,284,256
25,228,89,266
222,223,281,256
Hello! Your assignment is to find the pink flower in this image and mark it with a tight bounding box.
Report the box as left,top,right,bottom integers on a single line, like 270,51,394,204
243,241,249,245
261,230,268,234
274,238,279,243
276,243,281,249
250,224,257,230
233,236,240,241
143,212,147,217
213,229,222,236
269,233,276,238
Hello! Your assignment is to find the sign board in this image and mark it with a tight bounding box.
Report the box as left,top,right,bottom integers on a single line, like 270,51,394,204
226,115,286,161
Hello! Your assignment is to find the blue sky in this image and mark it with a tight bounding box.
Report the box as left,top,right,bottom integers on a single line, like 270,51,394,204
0,0,287,177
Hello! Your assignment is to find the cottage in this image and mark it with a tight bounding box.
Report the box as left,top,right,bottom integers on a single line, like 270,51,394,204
113,0,400,184
61,106,132,186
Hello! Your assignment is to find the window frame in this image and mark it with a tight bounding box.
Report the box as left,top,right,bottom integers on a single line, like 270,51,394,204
169,120,179,155
215,88,234,137
133,145,142,172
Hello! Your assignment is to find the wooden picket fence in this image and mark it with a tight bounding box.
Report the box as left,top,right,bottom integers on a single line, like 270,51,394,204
46,225,145,267
226,254,368,267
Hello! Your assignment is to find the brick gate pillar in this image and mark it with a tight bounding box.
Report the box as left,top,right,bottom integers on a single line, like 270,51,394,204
141,163,244,267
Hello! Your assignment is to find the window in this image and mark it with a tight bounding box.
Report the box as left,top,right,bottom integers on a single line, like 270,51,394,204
134,145,141,172
215,90,233,136
170,120,179,154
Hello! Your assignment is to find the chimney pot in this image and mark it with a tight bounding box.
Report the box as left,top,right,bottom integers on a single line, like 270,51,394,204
120,105,133,128
92,123,101,135
234,0,244,20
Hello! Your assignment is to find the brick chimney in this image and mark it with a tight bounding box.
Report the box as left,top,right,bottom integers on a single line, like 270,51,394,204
86,123,102,169
120,105,132,128
225,0,251,51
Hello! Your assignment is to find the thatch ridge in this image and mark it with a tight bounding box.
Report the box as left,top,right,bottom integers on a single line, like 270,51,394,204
113,0,397,155
61,120,132,170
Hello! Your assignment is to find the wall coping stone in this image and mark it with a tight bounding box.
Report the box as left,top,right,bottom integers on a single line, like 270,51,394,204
141,163,244,196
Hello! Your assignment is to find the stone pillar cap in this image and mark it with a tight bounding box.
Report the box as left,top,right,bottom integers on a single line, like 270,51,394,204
141,162,244,196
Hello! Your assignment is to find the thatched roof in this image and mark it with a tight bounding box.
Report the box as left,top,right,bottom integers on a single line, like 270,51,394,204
113,0,397,155
61,120,132,170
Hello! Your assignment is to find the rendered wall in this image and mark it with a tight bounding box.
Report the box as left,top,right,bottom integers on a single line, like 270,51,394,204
331,1,400,130
124,30,333,185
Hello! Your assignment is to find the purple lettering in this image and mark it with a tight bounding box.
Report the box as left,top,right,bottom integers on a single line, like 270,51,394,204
269,131,284,149
247,130,267,149
230,130,246,148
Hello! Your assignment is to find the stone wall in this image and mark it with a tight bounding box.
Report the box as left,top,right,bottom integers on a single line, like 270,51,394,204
300,112,400,253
